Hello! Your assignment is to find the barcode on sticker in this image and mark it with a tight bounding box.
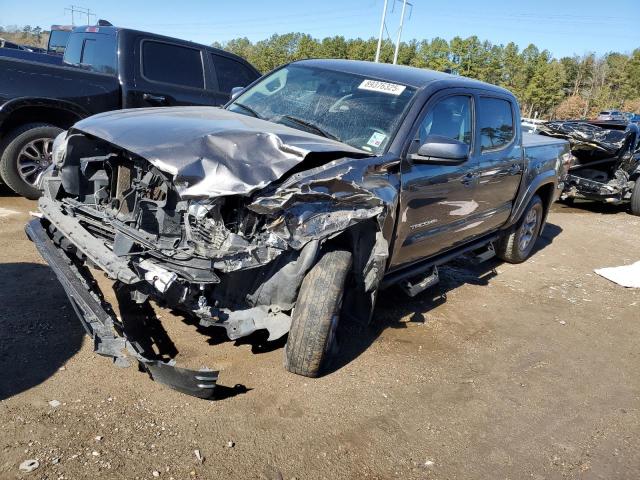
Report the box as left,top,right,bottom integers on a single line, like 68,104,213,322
358,79,406,95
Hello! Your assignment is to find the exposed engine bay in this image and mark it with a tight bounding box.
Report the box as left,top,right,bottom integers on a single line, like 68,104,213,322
32,108,397,397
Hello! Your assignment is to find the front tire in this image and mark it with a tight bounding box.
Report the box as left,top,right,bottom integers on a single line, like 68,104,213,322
496,195,544,264
630,181,640,216
0,123,63,199
284,248,352,378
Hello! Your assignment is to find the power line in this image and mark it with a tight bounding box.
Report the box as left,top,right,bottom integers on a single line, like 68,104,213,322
64,5,96,26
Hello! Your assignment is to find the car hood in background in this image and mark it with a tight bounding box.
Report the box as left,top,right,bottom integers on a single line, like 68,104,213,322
72,107,369,198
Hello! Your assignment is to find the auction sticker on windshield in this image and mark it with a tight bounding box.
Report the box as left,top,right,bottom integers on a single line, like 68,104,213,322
367,131,387,147
358,79,406,95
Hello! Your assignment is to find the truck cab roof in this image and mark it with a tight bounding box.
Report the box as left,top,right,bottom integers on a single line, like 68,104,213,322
70,25,235,58
292,59,514,97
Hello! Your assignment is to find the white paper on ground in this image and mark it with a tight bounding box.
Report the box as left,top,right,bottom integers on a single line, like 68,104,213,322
594,261,640,288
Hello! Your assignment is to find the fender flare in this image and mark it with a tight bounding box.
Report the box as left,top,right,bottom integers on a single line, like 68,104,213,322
0,97,89,131
504,170,558,229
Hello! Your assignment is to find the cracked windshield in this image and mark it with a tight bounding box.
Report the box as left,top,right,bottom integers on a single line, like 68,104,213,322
227,65,416,153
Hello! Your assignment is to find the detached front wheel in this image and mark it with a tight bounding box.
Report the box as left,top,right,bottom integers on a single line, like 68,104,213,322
496,195,544,264
284,248,352,378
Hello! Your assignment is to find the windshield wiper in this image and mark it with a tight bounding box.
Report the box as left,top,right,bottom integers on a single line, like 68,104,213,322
232,102,262,119
278,115,340,141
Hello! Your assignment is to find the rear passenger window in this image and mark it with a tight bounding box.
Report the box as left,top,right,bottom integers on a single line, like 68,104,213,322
417,95,472,146
142,41,204,89
211,54,257,93
478,97,514,151
63,33,116,74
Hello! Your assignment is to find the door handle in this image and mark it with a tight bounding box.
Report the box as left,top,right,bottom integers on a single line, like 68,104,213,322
142,93,167,105
508,163,522,175
461,172,476,186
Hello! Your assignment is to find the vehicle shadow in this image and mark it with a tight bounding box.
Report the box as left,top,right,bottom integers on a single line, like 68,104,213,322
552,198,630,215
326,221,564,375
0,184,19,197
0,263,85,401
173,223,563,381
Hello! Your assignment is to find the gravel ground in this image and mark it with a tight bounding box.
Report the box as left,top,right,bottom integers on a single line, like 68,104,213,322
1,187,639,480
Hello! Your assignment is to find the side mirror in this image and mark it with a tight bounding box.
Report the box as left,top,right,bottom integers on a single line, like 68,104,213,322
230,86,245,100
410,135,469,164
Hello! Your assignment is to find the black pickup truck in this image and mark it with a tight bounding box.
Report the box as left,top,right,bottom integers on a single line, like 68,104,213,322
0,25,260,198
27,60,569,398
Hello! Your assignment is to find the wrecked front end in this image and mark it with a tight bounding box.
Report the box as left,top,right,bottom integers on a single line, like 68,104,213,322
538,121,640,203
27,109,396,398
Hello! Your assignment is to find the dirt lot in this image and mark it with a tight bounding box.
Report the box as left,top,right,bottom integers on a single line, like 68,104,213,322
1,186,639,480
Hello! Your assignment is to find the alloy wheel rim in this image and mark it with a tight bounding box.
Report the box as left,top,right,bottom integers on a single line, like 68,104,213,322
17,138,53,186
519,208,539,252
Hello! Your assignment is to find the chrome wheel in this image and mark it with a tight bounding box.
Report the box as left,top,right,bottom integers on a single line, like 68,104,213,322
17,137,53,186
518,207,539,252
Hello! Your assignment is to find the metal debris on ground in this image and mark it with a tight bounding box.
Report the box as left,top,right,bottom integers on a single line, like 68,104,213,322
194,449,204,463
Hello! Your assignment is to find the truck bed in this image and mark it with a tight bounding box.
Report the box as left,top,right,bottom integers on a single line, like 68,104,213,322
522,132,568,148
0,47,63,65
0,56,119,114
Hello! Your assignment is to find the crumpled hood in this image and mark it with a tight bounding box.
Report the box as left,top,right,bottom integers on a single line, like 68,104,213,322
72,107,368,198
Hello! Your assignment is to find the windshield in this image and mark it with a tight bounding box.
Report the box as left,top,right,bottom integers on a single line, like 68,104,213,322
226,65,417,154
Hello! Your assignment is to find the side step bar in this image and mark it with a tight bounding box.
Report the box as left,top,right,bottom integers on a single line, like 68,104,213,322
400,266,439,297
381,234,500,292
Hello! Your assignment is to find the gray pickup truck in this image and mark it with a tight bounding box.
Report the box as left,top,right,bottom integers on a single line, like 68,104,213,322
26,60,570,398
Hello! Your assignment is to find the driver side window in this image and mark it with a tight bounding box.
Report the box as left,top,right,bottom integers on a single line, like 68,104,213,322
416,95,473,147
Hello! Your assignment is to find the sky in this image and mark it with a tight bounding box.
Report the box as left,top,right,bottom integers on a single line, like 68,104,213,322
0,0,638,58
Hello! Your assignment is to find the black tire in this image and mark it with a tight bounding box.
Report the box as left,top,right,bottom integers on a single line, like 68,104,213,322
496,195,544,264
0,123,62,199
284,248,352,378
630,181,640,217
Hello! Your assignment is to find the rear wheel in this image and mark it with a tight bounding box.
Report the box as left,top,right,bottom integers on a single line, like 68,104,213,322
496,195,544,264
630,181,640,216
0,123,62,199
284,248,352,378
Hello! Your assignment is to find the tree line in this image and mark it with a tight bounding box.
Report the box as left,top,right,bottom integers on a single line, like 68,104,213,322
0,25,50,48
214,34,640,120
3,24,637,119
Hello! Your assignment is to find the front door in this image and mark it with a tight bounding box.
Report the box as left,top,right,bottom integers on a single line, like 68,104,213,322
390,92,479,268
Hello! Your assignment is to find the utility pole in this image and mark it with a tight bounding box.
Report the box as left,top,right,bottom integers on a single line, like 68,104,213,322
393,0,409,65
65,5,95,26
374,0,388,63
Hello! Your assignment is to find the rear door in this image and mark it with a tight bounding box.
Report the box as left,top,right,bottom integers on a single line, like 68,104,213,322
132,39,226,107
472,95,523,232
390,90,479,267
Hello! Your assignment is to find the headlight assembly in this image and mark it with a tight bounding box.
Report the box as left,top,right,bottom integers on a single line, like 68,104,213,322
51,131,69,167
